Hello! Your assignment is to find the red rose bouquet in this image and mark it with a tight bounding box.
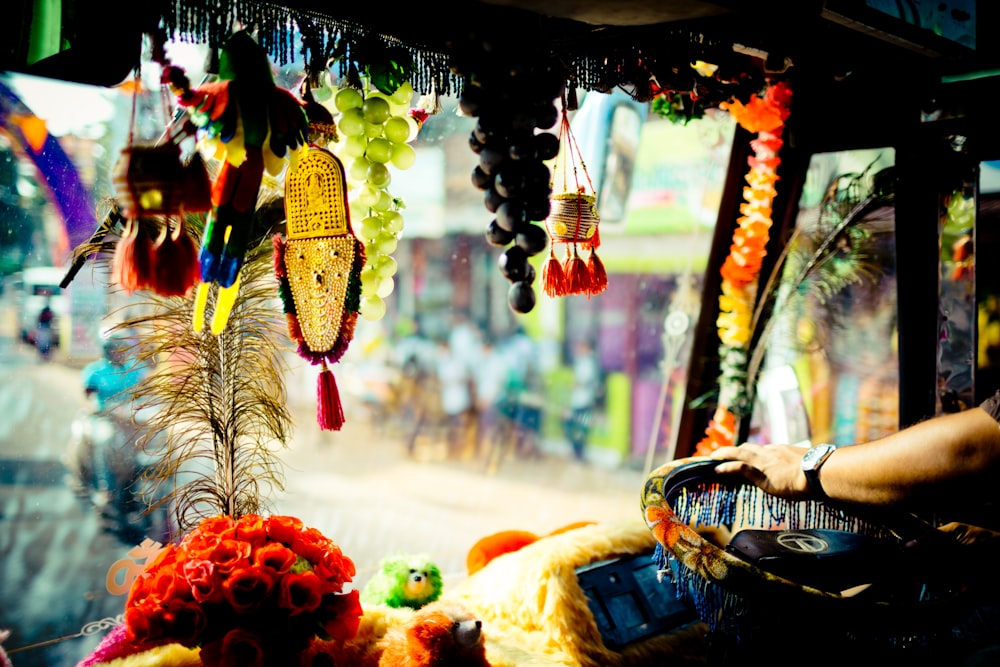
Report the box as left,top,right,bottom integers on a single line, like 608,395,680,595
94,514,362,666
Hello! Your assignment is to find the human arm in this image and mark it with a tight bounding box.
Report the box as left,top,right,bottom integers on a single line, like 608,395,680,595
710,404,1000,506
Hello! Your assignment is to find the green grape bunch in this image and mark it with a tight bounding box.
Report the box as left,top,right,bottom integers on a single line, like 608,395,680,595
327,80,420,322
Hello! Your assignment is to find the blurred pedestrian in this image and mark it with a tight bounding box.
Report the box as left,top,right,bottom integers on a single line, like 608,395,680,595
564,340,602,462
475,340,509,453
436,339,474,458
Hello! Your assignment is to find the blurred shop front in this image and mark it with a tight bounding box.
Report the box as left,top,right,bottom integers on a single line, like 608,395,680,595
383,89,735,466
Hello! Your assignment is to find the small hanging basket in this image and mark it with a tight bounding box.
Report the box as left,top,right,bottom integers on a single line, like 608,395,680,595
113,141,211,219
546,191,599,243
542,96,608,298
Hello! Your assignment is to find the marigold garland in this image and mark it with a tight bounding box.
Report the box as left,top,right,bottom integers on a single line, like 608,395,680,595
695,81,792,456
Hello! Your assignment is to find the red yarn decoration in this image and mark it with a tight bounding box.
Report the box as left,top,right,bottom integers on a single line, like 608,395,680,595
563,246,591,295
112,218,155,293
541,247,566,297
587,250,608,296
152,220,200,297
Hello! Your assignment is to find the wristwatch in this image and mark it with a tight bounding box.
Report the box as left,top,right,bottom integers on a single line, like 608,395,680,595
801,443,837,499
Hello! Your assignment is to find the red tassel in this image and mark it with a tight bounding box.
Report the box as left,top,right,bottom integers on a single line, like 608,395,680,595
112,218,154,293
317,363,345,431
541,247,566,297
152,220,199,297
563,245,591,295
587,250,608,296
111,219,138,292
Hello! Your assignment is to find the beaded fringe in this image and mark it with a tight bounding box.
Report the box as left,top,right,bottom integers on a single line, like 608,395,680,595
662,481,930,648
163,0,730,99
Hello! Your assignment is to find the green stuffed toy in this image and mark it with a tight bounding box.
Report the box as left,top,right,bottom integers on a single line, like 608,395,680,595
361,553,444,610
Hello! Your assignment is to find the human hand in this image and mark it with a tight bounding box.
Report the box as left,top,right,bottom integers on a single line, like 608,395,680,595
709,443,812,500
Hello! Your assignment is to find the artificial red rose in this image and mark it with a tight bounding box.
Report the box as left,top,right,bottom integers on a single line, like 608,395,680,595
313,550,356,587
200,627,265,667
125,601,172,643
183,559,224,603
253,542,297,574
318,590,362,641
149,563,192,603
278,570,324,615
183,530,223,561
265,515,303,545
197,515,237,539
210,538,252,575
222,565,276,614
235,514,267,546
162,597,208,647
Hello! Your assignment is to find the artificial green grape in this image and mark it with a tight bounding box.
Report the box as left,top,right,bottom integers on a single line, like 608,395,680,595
357,183,381,208
359,267,380,293
360,215,382,241
363,122,385,139
367,163,391,188
374,254,398,278
348,156,371,182
373,191,392,212
334,87,364,112
375,230,398,254
362,96,391,125
360,294,386,321
384,116,411,144
382,210,404,234
365,138,392,163
337,107,365,136
340,134,368,159
390,81,414,106
376,276,395,298
404,116,421,143
390,142,417,170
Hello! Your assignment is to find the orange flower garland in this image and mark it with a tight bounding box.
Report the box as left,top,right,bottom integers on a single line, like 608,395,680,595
695,81,792,456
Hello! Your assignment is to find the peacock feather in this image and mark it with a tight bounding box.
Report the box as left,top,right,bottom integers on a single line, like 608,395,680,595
96,202,293,536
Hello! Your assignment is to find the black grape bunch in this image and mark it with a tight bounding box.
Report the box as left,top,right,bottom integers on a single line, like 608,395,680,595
451,34,564,314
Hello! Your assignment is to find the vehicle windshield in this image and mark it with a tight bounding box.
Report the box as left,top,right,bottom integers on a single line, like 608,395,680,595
0,37,738,663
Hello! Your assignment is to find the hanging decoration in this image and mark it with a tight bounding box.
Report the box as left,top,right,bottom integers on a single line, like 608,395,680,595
274,146,364,431
453,32,563,314
162,30,309,335
109,60,210,298
694,80,793,456
319,37,424,323
327,79,418,323
542,97,607,298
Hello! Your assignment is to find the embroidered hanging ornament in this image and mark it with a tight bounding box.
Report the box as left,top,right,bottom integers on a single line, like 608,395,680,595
275,146,364,431
543,97,607,298
111,71,209,297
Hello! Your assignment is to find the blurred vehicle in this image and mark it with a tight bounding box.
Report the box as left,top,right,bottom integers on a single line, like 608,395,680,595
65,334,169,545
9,266,67,348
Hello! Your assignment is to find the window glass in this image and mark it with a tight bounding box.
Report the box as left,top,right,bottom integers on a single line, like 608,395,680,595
0,41,732,663
748,149,897,446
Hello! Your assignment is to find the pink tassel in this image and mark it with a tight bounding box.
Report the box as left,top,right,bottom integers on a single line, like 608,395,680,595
317,363,345,431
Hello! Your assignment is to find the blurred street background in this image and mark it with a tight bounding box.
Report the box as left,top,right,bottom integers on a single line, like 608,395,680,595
0,317,645,666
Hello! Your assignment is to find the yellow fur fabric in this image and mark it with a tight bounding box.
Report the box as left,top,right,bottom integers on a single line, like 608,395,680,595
84,643,202,667
439,517,710,667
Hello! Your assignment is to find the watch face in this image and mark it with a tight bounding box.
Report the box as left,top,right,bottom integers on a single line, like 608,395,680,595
802,444,835,470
